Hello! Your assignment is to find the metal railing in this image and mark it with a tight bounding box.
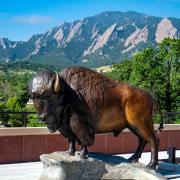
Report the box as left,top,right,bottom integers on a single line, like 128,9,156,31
154,112,180,124
0,111,180,128
0,111,44,127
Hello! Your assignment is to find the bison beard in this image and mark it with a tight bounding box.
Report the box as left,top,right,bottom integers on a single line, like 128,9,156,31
29,67,161,169
55,102,95,158
57,82,95,158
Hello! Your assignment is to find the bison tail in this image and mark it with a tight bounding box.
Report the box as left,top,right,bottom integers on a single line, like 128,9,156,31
157,121,164,133
153,99,164,134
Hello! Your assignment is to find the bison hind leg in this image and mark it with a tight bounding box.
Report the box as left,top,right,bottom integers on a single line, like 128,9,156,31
129,137,147,163
145,134,159,169
129,125,158,169
128,126,147,162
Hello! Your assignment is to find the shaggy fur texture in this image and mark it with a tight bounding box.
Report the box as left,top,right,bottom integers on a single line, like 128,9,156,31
29,66,159,169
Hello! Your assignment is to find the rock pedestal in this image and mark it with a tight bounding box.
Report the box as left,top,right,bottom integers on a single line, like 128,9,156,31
39,152,164,180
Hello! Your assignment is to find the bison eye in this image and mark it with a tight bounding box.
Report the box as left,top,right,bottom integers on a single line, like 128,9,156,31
41,92,49,99
32,93,40,99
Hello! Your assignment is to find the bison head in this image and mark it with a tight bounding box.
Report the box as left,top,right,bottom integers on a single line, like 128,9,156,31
28,71,63,133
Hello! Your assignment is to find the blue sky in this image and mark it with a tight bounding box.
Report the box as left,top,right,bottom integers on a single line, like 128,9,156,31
0,0,180,41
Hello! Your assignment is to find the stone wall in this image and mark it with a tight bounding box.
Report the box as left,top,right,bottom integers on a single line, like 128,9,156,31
0,125,179,164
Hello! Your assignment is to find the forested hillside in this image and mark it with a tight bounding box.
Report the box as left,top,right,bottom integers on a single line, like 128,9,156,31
0,38,179,126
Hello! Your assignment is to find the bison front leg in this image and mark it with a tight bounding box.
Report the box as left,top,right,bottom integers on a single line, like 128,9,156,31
80,145,88,159
70,113,95,159
58,128,77,156
67,139,76,156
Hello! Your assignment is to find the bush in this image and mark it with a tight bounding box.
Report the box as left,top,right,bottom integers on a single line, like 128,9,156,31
26,105,44,127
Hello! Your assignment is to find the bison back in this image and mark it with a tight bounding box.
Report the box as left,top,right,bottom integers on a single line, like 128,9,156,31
59,67,119,108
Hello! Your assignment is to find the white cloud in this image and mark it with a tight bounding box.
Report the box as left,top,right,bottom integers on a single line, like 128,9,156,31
12,15,55,24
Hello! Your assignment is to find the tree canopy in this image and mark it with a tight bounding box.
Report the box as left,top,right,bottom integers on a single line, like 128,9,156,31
107,38,180,113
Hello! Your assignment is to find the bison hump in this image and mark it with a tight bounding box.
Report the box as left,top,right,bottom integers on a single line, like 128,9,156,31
59,67,119,105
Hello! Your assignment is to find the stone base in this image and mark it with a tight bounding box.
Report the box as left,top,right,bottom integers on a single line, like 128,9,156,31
39,151,164,180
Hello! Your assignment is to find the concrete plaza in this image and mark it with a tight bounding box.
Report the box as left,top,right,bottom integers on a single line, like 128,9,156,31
0,150,180,180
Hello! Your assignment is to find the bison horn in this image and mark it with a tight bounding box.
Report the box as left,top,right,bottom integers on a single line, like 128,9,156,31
54,73,61,93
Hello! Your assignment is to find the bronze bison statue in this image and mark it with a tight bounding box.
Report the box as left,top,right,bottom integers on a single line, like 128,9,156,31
28,66,162,169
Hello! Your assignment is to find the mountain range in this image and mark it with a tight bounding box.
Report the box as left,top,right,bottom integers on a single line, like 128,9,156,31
0,11,180,68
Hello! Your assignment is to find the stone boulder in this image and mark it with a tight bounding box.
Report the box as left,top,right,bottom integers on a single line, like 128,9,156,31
39,152,164,180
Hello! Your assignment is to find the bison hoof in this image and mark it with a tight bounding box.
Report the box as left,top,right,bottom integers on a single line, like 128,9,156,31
128,156,139,163
79,153,87,159
146,163,157,170
129,158,138,163
66,150,75,156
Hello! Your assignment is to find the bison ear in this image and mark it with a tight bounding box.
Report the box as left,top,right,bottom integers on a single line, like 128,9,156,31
54,73,61,93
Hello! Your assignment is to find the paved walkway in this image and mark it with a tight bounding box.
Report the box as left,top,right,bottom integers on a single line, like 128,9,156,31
0,151,179,180
0,161,42,180
122,151,180,180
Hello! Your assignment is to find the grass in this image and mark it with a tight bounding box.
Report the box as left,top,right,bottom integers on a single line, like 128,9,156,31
96,65,114,73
